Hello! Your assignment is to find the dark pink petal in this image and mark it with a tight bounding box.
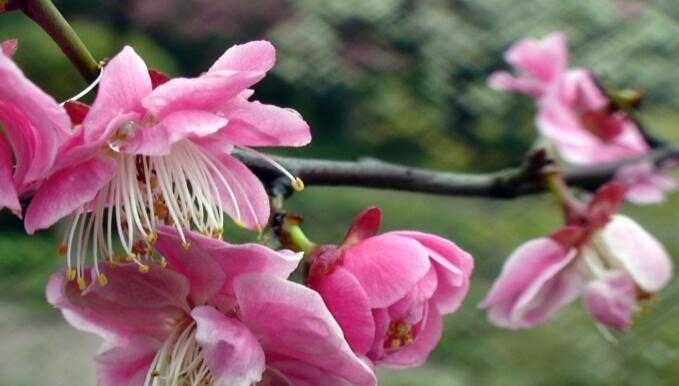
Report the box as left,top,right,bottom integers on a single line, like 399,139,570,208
63,101,90,126
479,238,580,328
310,266,375,355
600,215,672,293
192,306,265,386
265,361,357,386
587,182,626,228
148,69,170,89
143,71,265,119
342,234,431,308
1,39,17,57
341,207,382,248
215,99,310,147
24,154,117,233
583,271,636,330
389,231,474,314
94,335,158,386
0,53,71,140
209,151,271,230
208,40,276,73
235,274,377,386
83,46,152,143
122,110,228,156
0,133,20,213
377,303,443,369
387,267,437,322
366,309,390,361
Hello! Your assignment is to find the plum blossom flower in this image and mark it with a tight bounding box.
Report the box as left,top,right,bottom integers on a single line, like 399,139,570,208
0,40,73,215
19,41,310,287
47,227,376,386
489,32,676,204
488,32,568,98
306,207,474,368
479,183,672,330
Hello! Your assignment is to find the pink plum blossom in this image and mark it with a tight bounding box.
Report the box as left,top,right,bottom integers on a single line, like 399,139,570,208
47,226,376,386
479,183,672,330
488,32,568,98
306,207,474,368
0,40,74,215
17,41,310,286
490,32,676,204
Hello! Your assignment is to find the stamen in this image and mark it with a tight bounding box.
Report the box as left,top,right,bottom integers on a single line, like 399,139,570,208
60,67,104,105
236,145,304,191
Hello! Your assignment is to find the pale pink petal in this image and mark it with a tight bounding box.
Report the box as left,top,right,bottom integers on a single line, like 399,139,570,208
209,41,276,73
487,71,544,97
389,231,474,314
310,266,375,354
341,207,382,248
83,46,152,143
342,234,431,308
235,274,377,386
600,215,672,292
24,154,117,233
192,306,265,386
94,335,158,386
0,133,20,213
378,303,443,369
142,71,265,119
209,151,270,230
625,181,666,205
0,53,71,140
505,32,568,83
1,39,17,57
583,271,636,330
122,110,228,156
215,100,310,147
479,238,580,328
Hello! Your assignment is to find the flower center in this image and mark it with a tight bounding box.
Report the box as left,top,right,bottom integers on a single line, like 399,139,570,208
59,140,262,288
145,320,213,386
384,320,415,349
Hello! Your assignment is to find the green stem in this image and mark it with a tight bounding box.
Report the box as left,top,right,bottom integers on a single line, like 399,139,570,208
18,0,99,82
283,222,316,254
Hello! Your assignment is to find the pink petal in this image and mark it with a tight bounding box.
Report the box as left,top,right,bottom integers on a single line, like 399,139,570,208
155,226,301,302
0,100,60,187
208,41,276,73
600,215,672,292
209,151,271,230
24,154,117,233
148,69,170,89
1,39,17,57
377,303,443,369
94,335,159,386
192,306,265,386
583,271,636,330
586,182,626,228
341,207,382,248
505,32,568,83
310,266,376,355
142,71,265,119
342,234,431,308
122,110,228,156
387,267,438,322
0,53,71,140
0,133,20,213
265,361,359,386
487,70,544,97
234,274,377,386
479,238,580,329
215,100,310,147
83,46,152,143
63,101,90,126
388,231,474,314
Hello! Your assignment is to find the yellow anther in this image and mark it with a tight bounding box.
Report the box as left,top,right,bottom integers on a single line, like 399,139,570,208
97,274,108,287
77,277,87,290
126,253,137,261
66,267,77,281
152,370,160,377
138,264,150,273
291,177,305,192
211,228,224,238
233,219,248,229
181,242,191,250
57,243,68,257
109,255,121,268
390,340,402,349
147,231,158,244
253,224,263,233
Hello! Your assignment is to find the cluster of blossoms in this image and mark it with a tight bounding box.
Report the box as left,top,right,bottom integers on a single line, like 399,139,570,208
489,32,677,204
0,40,475,385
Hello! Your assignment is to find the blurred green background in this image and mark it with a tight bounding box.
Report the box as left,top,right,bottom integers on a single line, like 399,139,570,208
1,0,678,385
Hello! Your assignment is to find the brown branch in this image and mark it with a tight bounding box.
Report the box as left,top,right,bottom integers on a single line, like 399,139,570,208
234,144,679,199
